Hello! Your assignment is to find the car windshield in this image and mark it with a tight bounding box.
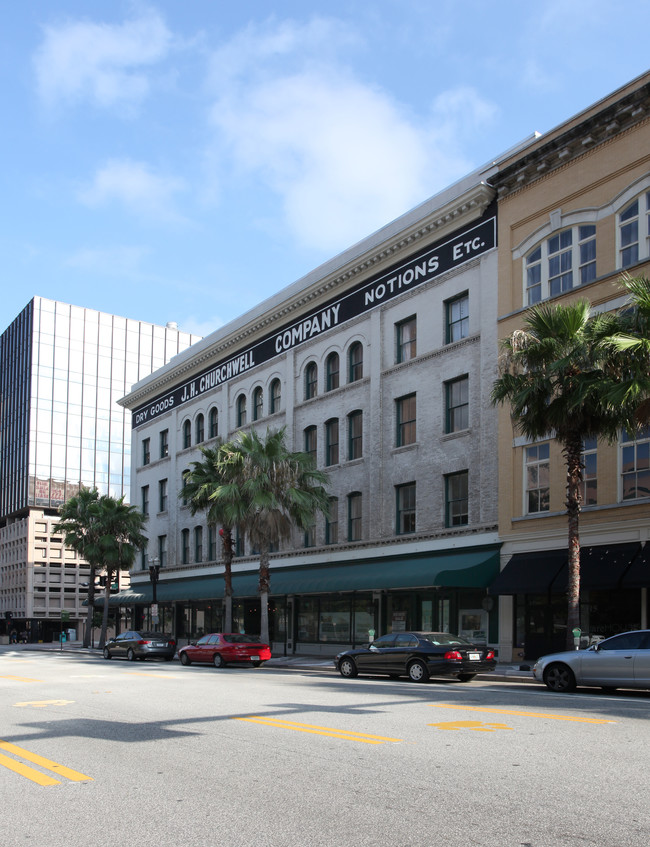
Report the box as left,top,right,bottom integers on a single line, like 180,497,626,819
418,632,473,646
222,634,261,644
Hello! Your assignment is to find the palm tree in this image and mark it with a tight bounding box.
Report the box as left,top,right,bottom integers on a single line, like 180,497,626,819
491,297,648,649
181,444,239,633
217,427,330,645
93,495,148,650
55,488,104,648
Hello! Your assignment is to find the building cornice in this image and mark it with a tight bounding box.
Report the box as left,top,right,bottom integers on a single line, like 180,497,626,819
491,82,650,200
121,182,495,408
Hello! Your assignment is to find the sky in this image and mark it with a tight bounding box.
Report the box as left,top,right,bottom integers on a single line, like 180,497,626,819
2,0,650,339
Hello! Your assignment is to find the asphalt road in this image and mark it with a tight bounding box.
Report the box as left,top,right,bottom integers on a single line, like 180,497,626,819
1,649,649,847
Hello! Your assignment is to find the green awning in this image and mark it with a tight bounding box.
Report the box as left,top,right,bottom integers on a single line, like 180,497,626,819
103,546,500,605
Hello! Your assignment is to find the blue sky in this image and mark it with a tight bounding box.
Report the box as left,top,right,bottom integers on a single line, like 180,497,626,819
2,1,650,338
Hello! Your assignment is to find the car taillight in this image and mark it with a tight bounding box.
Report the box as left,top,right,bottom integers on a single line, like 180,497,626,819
444,650,463,660
485,650,495,660
169,640,176,647
137,640,147,645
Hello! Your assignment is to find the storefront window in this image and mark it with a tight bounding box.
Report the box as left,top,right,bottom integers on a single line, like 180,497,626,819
353,596,376,643
319,597,351,642
297,598,319,642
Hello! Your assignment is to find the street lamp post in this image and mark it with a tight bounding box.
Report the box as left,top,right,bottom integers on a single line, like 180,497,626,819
149,557,160,632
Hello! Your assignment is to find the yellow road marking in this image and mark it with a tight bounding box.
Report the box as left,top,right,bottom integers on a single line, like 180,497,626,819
0,675,42,682
14,700,74,708
0,740,92,785
429,720,514,732
234,716,402,744
429,704,615,724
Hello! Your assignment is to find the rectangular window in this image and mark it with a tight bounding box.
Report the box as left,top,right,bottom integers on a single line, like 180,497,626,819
445,471,468,527
396,316,417,363
581,437,597,506
158,535,167,568
446,294,469,343
396,482,416,535
304,524,315,548
621,427,650,500
160,429,169,459
525,443,550,513
548,229,573,297
181,529,190,564
348,411,363,460
348,492,362,541
396,394,416,446
325,419,339,466
578,225,596,284
620,200,639,268
141,485,149,517
142,438,150,466
208,526,217,561
194,526,203,563
325,497,339,545
158,478,168,513
445,376,469,433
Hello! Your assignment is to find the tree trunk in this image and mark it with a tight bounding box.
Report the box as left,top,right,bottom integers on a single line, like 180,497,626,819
220,527,234,633
99,573,112,650
83,566,96,648
259,547,270,645
564,438,583,650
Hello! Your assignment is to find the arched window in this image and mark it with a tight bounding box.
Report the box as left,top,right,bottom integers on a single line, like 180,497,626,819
326,352,340,391
618,192,650,268
195,413,204,444
270,379,281,414
237,394,247,427
304,425,317,462
183,419,191,449
253,387,263,421
304,362,318,400
348,342,363,382
209,407,218,439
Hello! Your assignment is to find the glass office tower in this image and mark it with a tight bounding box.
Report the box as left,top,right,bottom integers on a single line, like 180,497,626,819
0,297,201,640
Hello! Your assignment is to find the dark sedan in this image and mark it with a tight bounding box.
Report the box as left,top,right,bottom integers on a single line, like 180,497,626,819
102,631,176,662
335,632,496,682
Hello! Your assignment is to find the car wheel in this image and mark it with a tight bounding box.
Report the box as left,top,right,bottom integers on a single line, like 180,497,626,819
457,674,476,683
127,648,137,662
407,660,429,683
213,653,225,668
338,657,358,678
103,647,111,660
180,653,191,666
543,662,576,692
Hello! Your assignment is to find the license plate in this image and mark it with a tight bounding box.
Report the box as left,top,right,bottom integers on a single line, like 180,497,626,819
468,652,480,661
154,642,165,648
250,655,259,661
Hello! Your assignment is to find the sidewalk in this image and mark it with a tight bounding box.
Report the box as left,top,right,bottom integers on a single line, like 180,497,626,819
0,641,538,683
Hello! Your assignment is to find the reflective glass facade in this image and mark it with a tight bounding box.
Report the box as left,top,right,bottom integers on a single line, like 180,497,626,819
1,298,201,518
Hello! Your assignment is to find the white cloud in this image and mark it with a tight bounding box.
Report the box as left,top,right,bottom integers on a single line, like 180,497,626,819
207,19,497,252
33,7,172,110
78,159,186,224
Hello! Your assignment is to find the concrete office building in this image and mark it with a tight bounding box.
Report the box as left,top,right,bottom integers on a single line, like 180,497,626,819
0,297,200,642
118,166,503,656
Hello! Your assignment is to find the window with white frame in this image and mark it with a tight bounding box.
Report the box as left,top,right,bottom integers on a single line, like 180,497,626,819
525,225,596,305
253,387,263,421
396,316,417,363
525,443,550,513
618,192,650,269
445,471,468,527
270,379,281,414
621,427,650,501
445,293,469,344
581,437,597,506
445,376,469,433
396,482,416,535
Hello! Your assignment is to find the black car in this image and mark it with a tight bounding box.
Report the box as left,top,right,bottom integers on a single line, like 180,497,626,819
103,631,176,662
335,632,496,682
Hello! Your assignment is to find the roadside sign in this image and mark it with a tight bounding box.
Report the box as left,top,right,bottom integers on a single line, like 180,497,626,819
61,611,70,622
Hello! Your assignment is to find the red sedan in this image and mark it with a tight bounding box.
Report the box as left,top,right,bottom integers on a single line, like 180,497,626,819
178,633,271,668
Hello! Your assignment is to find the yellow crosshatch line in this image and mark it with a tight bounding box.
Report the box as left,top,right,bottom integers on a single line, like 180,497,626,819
0,675,42,682
429,704,616,724
233,716,402,744
0,740,93,786
429,720,514,732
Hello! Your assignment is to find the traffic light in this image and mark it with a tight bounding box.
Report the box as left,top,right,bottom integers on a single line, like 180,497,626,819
4,611,12,621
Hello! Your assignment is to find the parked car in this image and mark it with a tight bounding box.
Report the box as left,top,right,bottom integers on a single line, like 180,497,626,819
178,633,271,668
334,631,496,682
102,631,176,662
533,629,650,692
